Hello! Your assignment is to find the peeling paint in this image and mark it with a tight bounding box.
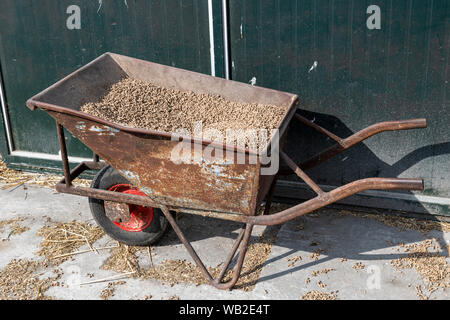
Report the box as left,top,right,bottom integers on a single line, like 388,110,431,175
308,61,318,73
89,125,119,135
53,114,261,216
75,121,86,130
120,170,141,186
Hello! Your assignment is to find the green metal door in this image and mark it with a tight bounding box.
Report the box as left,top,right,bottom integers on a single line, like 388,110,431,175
0,0,222,170
228,0,449,215
0,0,448,216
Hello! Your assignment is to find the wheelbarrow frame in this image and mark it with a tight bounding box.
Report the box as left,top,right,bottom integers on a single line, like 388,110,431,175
26,52,426,290
51,116,425,290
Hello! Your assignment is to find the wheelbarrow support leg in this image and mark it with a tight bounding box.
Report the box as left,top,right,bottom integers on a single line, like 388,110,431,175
56,122,72,187
159,205,254,290
263,175,279,216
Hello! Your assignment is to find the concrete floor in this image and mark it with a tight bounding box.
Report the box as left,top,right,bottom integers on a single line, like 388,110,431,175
0,185,448,300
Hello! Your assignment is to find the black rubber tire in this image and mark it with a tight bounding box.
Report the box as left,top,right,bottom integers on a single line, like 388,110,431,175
88,165,169,246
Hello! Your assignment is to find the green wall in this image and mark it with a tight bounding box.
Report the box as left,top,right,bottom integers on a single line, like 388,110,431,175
0,0,448,215
0,0,220,159
229,0,449,215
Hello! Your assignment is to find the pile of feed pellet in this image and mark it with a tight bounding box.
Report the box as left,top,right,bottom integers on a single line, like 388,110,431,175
80,78,286,149
0,259,62,300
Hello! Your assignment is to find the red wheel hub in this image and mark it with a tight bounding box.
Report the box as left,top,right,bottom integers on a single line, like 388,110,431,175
107,184,154,232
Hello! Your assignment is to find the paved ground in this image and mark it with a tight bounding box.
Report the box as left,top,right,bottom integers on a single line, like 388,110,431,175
0,185,448,300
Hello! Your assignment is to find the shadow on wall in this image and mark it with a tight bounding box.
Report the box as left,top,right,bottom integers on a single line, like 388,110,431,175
278,109,450,209
283,109,449,185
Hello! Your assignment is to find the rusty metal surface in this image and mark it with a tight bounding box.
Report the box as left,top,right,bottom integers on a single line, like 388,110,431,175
51,111,261,215
104,201,130,223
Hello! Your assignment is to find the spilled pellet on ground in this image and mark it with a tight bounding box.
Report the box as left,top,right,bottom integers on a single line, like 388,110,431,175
301,290,339,300
390,238,450,299
339,210,450,233
0,259,62,300
0,217,30,239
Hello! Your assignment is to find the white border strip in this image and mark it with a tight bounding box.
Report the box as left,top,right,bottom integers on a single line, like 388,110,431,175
11,150,94,164
207,0,216,77
0,72,13,153
278,180,450,206
221,0,230,79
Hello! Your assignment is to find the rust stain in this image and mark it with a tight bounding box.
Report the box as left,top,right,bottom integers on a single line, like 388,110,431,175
50,113,262,215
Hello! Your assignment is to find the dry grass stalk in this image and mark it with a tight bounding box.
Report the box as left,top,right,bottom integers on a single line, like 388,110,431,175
390,238,450,299
52,245,119,259
37,221,104,264
0,217,30,239
101,205,288,291
80,273,135,286
0,259,61,300
0,160,90,190
147,246,154,268
99,227,280,291
101,244,140,275
301,290,339,300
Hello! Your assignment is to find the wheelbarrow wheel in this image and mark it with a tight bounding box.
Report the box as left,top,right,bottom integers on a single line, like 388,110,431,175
89,165,169,246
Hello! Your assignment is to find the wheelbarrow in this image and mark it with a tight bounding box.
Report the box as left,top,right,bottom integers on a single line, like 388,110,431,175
26,53,426,290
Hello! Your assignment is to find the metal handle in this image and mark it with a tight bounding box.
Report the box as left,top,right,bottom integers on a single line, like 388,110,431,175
287,117,428,172
251,177,424,226
385,118,427,130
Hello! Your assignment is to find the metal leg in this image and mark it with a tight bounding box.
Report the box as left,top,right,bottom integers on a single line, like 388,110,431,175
263,175,279,215
214,226,246,283
159,205,254,290
56,122,71,187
